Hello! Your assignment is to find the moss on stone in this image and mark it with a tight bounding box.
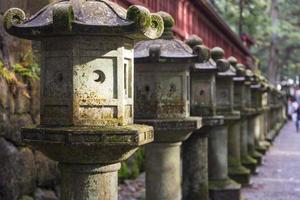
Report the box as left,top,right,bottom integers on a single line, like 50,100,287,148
228,56,238,67
211,47,225,60
126,5,151,31
209,178,238,189
241,155,257,165
157,11,175,28
127,6,164,39
52,4,74,31
229,165,250,175
198,183,209,199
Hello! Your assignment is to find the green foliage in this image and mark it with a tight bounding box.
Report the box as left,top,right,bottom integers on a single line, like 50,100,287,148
0,50,40,98
118,162,130,181
15,50,40,80
211,0,300,81
212,0,269,36
118,148,145,182
13,63,39,80
0,61,15,82
0,51,39,82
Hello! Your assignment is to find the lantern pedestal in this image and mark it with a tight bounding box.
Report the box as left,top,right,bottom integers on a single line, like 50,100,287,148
208,123,241,200
240,113,258,174
255,111,271,155
227,116,251,186
136,118,202,200
182,116,223,200
248,113,263,165
59,163,120,200
266,105,278,142
146,142,181,200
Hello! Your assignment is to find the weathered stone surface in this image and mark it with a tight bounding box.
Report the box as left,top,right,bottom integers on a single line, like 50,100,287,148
0,138,36,200
18,147,37,195
0,77,9,109
0,138,20,200
15,86,31,114
35,151,59,188
8,92,16,114
34,188,58,200
208,125,241,200
248,115,263,165
208,125,228,180
59,163,120,200
19,195,34,200
4,1,164,40
228,121,250,186
7,113,33,144
182,130,209,200
0,112,11,136
29,79,40,123
134,11,202,200
146,143,181,200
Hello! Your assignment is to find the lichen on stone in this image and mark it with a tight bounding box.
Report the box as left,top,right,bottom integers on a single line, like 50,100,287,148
126,6,164,39
211,47,225,61
193,45,211,62
3,8,26,30
52,3,74,32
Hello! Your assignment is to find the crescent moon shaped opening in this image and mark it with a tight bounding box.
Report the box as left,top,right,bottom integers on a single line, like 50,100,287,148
93,70,106,83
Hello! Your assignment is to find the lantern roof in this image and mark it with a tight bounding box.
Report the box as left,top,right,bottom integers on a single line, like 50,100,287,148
134,12,201,63
3,0,164,40
185,35,216,71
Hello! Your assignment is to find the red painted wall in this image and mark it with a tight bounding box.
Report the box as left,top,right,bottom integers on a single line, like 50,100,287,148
113,0,252,65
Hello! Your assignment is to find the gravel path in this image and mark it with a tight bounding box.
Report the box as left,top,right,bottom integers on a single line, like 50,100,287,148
242,121,300,200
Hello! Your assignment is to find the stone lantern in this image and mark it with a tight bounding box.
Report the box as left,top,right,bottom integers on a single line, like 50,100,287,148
248,74,264,165
257,78,272,154
208,47,241,200
134,12,202,200
265,85,275,142
272,88,282,135
227,59,251,186
251,76,270,155
279,91,287,127
4,1,164,199
264,83,275,142
239,69,258,174
273,90,285,133
182,35,224,200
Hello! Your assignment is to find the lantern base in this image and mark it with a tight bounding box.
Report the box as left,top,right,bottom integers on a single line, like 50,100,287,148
228,165,251,186
250,150,263,165
266,130,276,142
209,178,241,200
241,155,258,174
256,141,271,155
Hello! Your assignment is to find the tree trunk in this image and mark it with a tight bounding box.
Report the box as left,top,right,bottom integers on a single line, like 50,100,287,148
267,0,279,84
238,0,244,35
